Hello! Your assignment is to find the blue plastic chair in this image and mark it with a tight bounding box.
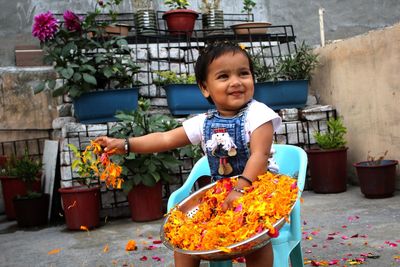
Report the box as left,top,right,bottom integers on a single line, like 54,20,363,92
167,144,307,267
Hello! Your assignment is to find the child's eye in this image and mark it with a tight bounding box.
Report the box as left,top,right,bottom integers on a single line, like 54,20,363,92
217,74,228,80
240,71,251,76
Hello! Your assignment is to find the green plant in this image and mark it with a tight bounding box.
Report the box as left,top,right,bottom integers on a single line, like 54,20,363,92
32,1,140,98
314,117,347,150
241,0,256,21
110,98,183,191
274,42,319,81
251,53,275,82
179,144,203,163
3,151,43,198
153,71,196,86
13,152,42,184
366,150,388,166
201,0,221,13
164,0,190,9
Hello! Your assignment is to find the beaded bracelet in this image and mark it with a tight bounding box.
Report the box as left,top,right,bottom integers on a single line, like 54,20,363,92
232,187,245,194
238,175,253,185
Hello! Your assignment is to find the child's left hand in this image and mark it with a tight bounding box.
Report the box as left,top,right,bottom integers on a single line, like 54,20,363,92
221,191,243,211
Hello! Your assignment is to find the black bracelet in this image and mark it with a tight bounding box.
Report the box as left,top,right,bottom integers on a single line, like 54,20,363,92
238,175,253,185
124,138,130,156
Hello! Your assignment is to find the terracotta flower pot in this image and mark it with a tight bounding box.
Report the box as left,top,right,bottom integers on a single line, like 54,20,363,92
353,160,398,198
127,182,163,222
306,147,348,193
13,193,49,227
0,176,41,220
58,186,101,230
162,9,198,36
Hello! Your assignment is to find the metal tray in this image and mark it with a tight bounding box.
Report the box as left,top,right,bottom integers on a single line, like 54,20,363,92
161,181,295,261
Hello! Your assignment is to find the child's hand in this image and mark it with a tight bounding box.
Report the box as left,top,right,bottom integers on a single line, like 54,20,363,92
95,136,125,155
221,191,242,211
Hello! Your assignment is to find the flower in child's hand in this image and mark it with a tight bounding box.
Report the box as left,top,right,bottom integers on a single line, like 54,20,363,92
32,11,59,42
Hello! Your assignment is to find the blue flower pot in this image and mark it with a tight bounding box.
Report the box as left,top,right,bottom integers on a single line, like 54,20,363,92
73,88,139,124
163,84,215,116
254,80,309,111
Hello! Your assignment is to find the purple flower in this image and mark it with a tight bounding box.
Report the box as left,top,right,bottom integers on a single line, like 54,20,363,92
63,10,83,32
32,11,59,42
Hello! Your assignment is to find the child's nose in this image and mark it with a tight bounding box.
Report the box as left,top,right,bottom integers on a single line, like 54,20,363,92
230,75,242,86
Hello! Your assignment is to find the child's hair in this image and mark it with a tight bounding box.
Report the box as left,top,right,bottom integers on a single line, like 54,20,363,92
194,41,255,104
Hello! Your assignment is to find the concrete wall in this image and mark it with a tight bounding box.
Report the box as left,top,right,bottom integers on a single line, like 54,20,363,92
1,0,399,66
310,23,400,187
0,67,59,142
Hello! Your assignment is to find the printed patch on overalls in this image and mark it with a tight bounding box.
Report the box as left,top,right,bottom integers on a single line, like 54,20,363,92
206,128,237,175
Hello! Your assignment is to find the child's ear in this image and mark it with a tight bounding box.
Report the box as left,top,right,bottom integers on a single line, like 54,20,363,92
199,82,210,98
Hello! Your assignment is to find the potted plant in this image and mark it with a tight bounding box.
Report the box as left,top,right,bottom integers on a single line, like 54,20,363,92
60,141,123,230
231,0,271,35
109,99,183,221
200,0,224,35
253,42,319,111
0,154,42,220
132,0,158,35
11,152,49,227
306,117,348,193
98,0,132,36
154,70,214,115
162,0,199,36
353,151,398,198
32,2,141,124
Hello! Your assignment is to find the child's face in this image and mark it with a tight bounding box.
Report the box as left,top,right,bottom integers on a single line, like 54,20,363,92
199,51,254,117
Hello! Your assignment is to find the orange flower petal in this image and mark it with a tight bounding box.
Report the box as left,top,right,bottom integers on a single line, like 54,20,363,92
125,240,137,251
164,172,298,250
48,248,61,255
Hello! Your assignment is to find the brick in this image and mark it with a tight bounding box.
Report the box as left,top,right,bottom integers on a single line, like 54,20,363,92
15,45,46,67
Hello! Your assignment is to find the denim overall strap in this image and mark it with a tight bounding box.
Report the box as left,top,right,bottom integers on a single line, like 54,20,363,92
204,106,250,181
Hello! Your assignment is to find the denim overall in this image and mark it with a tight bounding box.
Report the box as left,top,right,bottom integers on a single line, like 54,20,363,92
204,104,250,181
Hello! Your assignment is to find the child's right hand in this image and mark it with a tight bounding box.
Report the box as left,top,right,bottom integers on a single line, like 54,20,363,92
221,191,242,211
95,136,125,155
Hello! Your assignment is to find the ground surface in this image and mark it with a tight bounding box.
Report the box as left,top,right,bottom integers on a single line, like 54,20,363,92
0,186,399,267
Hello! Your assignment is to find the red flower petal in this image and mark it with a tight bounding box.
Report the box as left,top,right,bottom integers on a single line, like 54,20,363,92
152,256,162,261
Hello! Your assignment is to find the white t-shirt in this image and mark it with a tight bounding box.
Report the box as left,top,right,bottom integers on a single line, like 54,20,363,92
182,99,282,152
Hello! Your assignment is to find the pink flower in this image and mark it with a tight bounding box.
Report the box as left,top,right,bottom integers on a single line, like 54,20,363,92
32,11,59,42
63,10,83,32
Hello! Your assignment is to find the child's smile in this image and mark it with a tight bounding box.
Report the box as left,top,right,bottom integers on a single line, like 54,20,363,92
200,52,254,117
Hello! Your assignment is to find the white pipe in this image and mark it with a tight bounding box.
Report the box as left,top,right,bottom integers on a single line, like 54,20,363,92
319,7,325,47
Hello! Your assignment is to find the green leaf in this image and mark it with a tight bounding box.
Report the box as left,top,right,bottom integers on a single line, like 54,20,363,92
122,179,134,194
33,82,45,94
73,72,82,82
116,39,128,46
48,79,56,90
82,73,97,85
60,67,74,79
52,86,68,97
81,64,97,73
103,67,114,78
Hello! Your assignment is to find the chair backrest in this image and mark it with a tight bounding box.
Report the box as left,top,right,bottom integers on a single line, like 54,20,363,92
272,144,307,193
